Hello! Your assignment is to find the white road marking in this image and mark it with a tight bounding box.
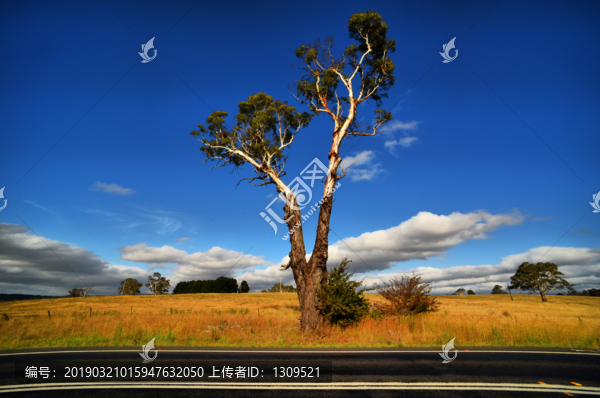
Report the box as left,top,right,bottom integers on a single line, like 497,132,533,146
0,349,598,357
1,382,599,394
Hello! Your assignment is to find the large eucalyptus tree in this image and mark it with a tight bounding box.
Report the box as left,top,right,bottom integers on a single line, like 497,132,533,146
190,11,396,331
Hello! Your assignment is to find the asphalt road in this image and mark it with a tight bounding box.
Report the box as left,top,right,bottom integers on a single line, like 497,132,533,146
0,347,599,397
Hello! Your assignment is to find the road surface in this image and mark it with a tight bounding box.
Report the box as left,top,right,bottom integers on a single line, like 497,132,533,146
0,347,598,397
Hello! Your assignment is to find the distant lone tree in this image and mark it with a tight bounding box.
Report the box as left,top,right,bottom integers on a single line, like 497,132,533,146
374,272,439,316
81,286,94,297
189,11,396,331
239,280,250,293
118,278,143,295
69,286,94,297
509,262,573,302
467,290,476,295
453,288,466,296
146,272,171,295
491,285,506,295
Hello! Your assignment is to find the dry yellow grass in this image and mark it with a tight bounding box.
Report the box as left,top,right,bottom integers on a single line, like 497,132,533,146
1,293,599,350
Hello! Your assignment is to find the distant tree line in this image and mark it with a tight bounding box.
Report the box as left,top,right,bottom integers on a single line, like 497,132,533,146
68,272,171,297
173,277,248,294
447,288,475,295
559,288,599,297
261,283,297,293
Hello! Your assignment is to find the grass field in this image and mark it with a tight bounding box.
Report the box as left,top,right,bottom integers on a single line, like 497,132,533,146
1,293,599,350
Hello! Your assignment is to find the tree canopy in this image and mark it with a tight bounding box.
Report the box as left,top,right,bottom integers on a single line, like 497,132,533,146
491,285,507,294
173,276,238,294
509,262,573,302
190,93,312,190
118,278,143,295
146,272,171,295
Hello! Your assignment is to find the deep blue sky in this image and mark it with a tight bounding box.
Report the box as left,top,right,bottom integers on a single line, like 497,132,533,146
1,0,599,295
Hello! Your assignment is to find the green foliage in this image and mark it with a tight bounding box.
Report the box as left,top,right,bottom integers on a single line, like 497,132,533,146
240,280,250,293
346,11,396,104
467,290,476,295
173,276,238,294
190,92,311,183
294,11,396,113
509,262,573,301
118,278,143,295
453,288,466,296
491,285,506,295
374,273,439,316
145,272,171,295
582,288,600,297
319,258,370,328
570,288,599,296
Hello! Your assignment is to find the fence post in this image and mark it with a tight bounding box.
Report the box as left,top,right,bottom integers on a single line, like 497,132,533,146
48,311,51,319
130,306,133,315
90,307,92,317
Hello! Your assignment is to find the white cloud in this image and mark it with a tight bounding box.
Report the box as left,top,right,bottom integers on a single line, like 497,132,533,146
0,223,148,296
281,209,527,271
381,120,419,133
0,222,281,295
359,246,600,295
2,212,599,296
118,242,275,290
176,237,192,242
380,120,420,155
339,150,382,181
385,136,418,150
91,182,135,196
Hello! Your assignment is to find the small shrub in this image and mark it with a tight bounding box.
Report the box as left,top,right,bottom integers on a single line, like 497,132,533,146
503,311,511,317
319,258,370,329
373,272,440,316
